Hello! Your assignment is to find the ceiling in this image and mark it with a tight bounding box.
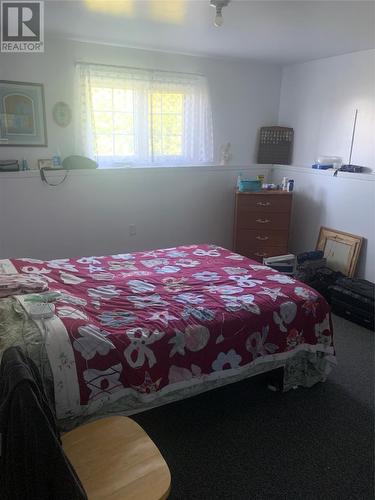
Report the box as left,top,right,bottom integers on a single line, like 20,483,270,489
45,0,375,64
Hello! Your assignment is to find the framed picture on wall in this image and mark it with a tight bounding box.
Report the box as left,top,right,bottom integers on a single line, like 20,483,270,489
0,80,48,147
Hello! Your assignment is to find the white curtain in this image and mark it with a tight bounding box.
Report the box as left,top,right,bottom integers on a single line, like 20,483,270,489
77,63,214,167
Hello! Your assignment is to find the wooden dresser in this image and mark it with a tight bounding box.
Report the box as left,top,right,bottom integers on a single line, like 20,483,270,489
233,190,293,262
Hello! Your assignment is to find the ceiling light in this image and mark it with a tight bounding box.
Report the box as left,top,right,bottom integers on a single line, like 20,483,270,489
210,0,230,28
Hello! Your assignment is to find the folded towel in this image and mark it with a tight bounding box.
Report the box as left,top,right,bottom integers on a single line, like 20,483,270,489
0,274,49,298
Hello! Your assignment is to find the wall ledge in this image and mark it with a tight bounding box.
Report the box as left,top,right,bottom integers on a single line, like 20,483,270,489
271,164,375,182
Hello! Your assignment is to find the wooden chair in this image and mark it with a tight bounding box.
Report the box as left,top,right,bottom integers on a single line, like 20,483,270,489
62,416,171,500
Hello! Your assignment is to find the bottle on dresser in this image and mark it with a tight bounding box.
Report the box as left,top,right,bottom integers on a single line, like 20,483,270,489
281,176,288,191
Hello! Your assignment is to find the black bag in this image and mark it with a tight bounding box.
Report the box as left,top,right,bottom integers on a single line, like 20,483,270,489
295,266,343,301
329,277,374,331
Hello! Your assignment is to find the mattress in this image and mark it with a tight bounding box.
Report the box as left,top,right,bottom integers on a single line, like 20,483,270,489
0,244,336,426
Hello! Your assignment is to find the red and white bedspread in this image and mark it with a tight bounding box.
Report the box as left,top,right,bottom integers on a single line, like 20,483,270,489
3,245,336,420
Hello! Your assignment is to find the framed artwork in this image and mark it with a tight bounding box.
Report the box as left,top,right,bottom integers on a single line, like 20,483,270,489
316,226,363,277
38,159,53,170
0,81,47,147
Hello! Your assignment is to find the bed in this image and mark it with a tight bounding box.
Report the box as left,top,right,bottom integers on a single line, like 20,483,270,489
0,244,336,428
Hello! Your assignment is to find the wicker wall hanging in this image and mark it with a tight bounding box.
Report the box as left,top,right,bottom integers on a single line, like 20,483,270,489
257,126,294,165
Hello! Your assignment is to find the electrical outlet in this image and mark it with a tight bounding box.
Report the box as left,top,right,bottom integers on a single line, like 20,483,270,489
129,224,136,236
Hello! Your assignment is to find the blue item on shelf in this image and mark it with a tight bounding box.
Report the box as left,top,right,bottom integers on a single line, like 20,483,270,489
312,164,334,170
238,179,262,192
52,151,62,168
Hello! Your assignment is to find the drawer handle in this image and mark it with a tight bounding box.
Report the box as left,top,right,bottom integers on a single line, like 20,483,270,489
256,236,269,241
254,252,267,257
256,202,271,207
256,218,270,224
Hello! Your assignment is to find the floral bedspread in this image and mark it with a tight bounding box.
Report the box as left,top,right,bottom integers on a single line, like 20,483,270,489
6,244,335,419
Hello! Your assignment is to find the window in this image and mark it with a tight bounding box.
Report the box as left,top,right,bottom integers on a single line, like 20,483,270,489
92,87,135,158
149,92,184,157
77,64,213,167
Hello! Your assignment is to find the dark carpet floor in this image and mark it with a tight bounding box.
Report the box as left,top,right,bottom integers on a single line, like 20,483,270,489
133,315,374,500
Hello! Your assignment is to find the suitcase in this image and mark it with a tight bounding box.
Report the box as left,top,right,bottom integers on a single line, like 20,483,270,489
329,277,374,331
295,266,343,301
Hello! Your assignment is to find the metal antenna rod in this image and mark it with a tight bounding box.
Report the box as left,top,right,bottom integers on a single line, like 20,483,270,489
348,109,358,165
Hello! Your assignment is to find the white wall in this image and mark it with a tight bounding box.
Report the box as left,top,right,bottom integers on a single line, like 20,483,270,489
1,41,374,282
278,50,375,169
0,165,271,260
0,38,281,261
271,166,375,282
0,39,281,260
277,50,375,281
3,162,373,282
0,37,282,168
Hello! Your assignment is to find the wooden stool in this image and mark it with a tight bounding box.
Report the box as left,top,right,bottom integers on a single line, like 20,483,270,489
62,416,171,500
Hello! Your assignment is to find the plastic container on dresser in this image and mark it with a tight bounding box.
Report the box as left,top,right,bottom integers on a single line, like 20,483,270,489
233,190,293,262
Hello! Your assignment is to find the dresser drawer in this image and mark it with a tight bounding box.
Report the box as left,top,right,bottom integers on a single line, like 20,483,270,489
237,194,292,213
237,212,290,230
235,229,289,250
242,247,288,263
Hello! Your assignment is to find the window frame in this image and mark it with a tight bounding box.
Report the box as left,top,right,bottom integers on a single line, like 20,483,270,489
77,63,214,168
